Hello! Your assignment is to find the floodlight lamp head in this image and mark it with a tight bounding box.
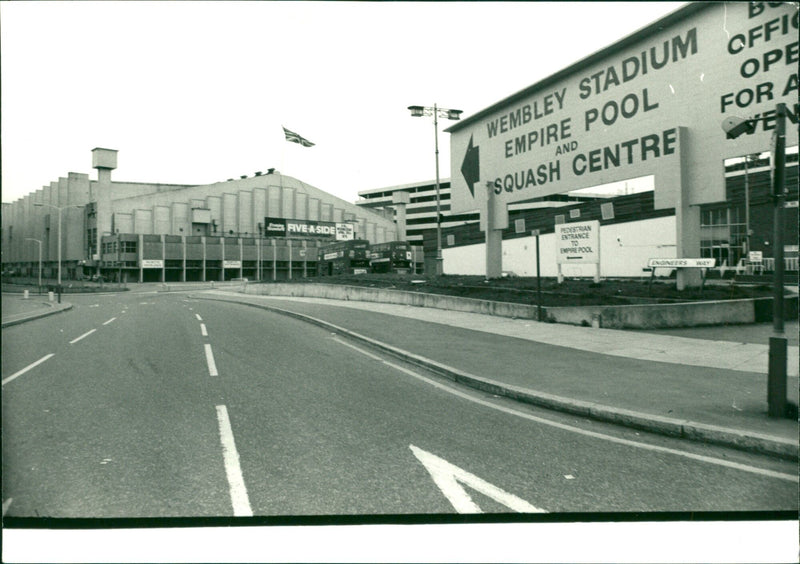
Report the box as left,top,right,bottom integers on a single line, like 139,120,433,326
408,105,425,117
721,116,757,139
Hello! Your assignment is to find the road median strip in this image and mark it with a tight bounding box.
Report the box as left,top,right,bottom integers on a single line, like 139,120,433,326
191,293,798,461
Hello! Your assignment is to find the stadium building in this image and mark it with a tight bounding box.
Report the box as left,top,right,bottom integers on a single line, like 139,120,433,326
1,148,399,283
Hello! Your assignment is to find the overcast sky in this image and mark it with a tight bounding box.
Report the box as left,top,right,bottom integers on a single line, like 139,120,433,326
1,1,687,205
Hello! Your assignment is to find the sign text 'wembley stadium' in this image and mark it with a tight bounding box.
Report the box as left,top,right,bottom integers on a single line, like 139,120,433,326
485,28,697,195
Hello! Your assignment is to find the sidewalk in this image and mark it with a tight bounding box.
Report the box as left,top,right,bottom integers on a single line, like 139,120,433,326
199,290,799,459
1,293,73,327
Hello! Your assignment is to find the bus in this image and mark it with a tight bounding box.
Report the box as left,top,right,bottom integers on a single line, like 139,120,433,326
369,241,413,274
318,239,371,276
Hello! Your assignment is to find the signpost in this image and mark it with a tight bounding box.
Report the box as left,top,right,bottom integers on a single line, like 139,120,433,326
532,229,543,321
647,257,715,295
555,220,600,283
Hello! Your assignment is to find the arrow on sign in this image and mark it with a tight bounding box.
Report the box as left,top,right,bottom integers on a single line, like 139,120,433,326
460,134,480,198
410,445,545,514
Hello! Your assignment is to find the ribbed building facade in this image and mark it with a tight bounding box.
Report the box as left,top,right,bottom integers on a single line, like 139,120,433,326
2,148,398,282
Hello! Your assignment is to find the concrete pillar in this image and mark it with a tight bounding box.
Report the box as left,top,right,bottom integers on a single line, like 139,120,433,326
392,191,410,242
485,183,503,279
238,238,243,279
138,234,144,283
202,236,207,282
674,127,702,290
220,238,225,282
161,237,165,283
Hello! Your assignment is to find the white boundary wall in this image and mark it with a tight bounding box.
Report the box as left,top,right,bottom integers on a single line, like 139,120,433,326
443,215,676,278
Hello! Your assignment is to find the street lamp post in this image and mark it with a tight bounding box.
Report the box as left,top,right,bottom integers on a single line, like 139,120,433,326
24,238,42,291
722,103,791,418
408,104,463,276
33,202,84,300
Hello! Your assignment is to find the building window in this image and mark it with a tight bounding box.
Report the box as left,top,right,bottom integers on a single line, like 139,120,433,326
121,241,137,254
87,228,98,256
700,205,746,267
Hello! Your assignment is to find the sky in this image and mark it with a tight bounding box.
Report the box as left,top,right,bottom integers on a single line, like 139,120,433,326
1,1,688,205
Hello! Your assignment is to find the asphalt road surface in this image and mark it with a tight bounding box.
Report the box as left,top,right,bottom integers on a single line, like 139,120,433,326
2,290,796,519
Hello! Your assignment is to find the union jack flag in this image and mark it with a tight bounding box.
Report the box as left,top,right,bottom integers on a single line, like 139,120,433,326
282,126,315,147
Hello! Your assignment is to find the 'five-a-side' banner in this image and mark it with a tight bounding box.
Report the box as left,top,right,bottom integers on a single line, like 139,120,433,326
283,126,315,147
264,217,355,240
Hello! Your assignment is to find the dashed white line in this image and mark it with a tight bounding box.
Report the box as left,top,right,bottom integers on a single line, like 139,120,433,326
204,344,219,377
201,323,208,337
102,317,117,326
2,354,55,386
215,405,253,517
69,329,96,344
195,314,202,321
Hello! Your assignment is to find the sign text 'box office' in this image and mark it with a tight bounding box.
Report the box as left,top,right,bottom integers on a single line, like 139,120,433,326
448,3,798,228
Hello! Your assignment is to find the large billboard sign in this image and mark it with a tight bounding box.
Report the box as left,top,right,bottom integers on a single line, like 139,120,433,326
448,3,798,216
264,217,356,241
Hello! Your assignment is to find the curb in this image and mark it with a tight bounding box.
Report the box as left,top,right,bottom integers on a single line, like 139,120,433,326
192,293,798,461
1,302,73,328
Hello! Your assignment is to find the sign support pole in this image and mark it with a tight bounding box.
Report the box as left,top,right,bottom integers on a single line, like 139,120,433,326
533,230,543,322
768,103,788,419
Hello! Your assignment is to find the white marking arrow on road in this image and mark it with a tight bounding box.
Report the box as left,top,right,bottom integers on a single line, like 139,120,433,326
410,445,545,514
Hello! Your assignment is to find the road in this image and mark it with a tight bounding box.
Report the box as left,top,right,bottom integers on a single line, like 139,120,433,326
2,290,796,519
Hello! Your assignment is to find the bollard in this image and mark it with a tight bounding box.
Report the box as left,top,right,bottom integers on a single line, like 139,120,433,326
23,289,29,300
48,291,54,302
591,313,602,329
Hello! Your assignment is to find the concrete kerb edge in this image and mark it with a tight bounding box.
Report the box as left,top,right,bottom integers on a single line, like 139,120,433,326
1,303,73,328
192,293,798,461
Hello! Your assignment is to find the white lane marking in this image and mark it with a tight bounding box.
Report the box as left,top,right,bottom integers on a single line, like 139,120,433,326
215,405,253,517
204,344,219,377
195,314,202,321
335,338,798,483
2,354,55,386
69,328,97,345
89,304,99,308
200,323,208,337
2,498,13,516
410,445,545,514
102,317,117,326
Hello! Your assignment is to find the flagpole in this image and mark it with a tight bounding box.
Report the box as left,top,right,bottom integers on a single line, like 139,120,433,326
280,126,287,179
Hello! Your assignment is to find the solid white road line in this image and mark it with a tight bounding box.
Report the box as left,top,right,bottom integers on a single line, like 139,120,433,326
215,405,253,517
201,323,208,337
204,344,219,377
2,354,55,386
195,314,202,321
69,329,97,344
334,338,798,483
102,317,117,326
